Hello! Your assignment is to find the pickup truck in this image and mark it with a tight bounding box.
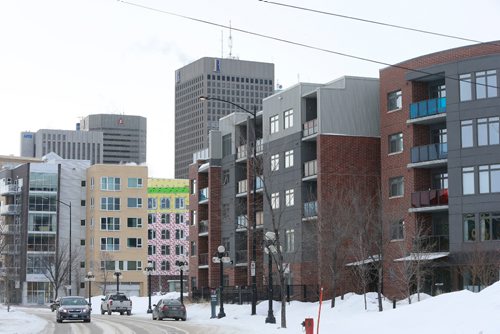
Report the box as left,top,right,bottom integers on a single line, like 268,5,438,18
100,293,132,315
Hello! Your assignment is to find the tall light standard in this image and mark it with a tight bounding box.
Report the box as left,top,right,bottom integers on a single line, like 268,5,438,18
212,245,231,318
200,96,258,315
175,256,188,304
264,231,277,324
84,271,95,307
114,269,122,294
143,263,153,313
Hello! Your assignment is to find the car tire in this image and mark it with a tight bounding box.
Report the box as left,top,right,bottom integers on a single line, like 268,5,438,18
127,310,131,316
175,318,179,321
181,318,186,321
84,319,91,323
56,319,62,323
107,308,112,315
101,308,105,315
157,316,163,321
120,312,124,315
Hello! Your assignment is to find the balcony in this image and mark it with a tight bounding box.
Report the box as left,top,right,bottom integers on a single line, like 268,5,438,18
0,204,20,216
410,189,448,212
303,160,317,180
237,144,247,160
413,235,449,252
256,138,263,155
235,250,248,265
303,119,318,138
237,180,248,196
303,201,318,220
0,184,21,196
199,188,209,203
409,143,447,168
409,97,446,122
198,253,209,267
199,220,209,235
236,215,247,231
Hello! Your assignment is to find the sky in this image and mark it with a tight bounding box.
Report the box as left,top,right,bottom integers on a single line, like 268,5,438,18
0,0,499,178
3,282,500,333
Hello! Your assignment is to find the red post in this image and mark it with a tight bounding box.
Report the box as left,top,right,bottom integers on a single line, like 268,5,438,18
317,287,324,334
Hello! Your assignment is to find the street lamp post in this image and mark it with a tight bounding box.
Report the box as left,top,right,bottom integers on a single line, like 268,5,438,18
84,271,95,307
143,263,153,313
212,245,231,318
114,269,122,294
175,257,188,304
264,232,277,324
200,96,258,315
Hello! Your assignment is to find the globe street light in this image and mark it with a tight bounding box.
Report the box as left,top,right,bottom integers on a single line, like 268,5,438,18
175,257,188,304
212,245,231,318
143,262,154,313
200,96,259,315
264,231,277,324
84,271,95,307
114,269,122,294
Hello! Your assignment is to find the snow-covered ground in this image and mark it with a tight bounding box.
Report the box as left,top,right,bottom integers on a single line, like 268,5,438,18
2,282,500,334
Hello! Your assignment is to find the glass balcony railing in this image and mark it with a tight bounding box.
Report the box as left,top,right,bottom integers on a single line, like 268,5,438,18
411,189,448,208
303,119,318,137
236,215,248,229
199,220,209,234
303,201,318,218
411,143,447,163
409,97,446,119
413,235,449,252
237,144,247,160
304,160,317,178
199,188,209,202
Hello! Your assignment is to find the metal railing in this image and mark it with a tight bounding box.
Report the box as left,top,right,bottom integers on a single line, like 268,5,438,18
413,235,450,252
411,189,448,208
199,188,209,202
199,220,209,234
303,201,318,218
409,97,446,119
236,216,247,230
411,143,447,163
0,184,21,195
0,204,20,215
304,160,317,178
237,144,247,160
303,119,318,137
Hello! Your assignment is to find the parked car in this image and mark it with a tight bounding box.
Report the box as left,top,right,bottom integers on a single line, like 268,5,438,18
152,299,186,321
101,293,132,315
55,296,91,323
49,298,60,312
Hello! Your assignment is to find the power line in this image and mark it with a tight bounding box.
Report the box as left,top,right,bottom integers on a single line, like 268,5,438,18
116,0,499,89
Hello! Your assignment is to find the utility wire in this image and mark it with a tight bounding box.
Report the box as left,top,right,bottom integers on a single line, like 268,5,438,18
116,0,499,89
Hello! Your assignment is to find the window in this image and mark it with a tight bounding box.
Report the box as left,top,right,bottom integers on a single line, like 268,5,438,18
480,212,500,241
101,260,116,270
147,198,156,209
128,177,143,188
461,120,474,148
464,213,476,241
389,133,403,154
101,217,120,231
175,244,184,255
285,189,294,207
127,238,142,248
284,109,294,129
161,213,169,224
285,150,294,168
391,220,404,240
127,261,142,271
161,260,170,271
101,237,119,251
148,213,156,224
462,167,475,195
389,177,404,197
161,229,170,240
127,198,143,208
148,245,156,255
101,177,120,191
478,117,500,146
190,241,196,255
270,115,279,134
81,219,86,226
127,217,142,228
175,198,185,209
81,200,86,207
175,229,185,240
191,180,197,195
387,90,402,111
460,73,472,102
160,197,170,209
176,213,184,224
271,192,280,209
285,229,295,252
80,239,85,246
222,134,232,157
479,164,500,194
476,70,497,99
148,229,156,240
101,197,120,211
222,170,230,185
161,245,170,255
271,154,279,171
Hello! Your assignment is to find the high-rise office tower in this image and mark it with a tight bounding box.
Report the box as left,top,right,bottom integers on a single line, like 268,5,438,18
174,57,274,178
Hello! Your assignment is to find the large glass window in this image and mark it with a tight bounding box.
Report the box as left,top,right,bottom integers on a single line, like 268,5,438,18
100,197,120,211
127,217,142,228
476,70,498,99
127,198,143,208
387,90,402,111
101,217,120,231
127,238,142,248
222,134,232,157
270,115,279,134
389,133,403,154
285,150,294,168
285,229,295,252
284,109,294,129
101,177,120,191
127,177,143,188
463,213,476,241
478,117,500,146
461,120,474,148
271,154,279,171
480,212,500,241
175,198,185,209
462,167,475,195
285,189,294,207
161,229,170,240
101,237,119,251
29,172,58,192
389,177,404,197
148,198,157,209
390,220,404,240
271,192,280,209
479,164,500,194
161,245,170,255
160,197,170,209
460,73,472,102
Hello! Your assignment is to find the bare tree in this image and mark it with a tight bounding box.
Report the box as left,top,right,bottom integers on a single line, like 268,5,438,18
457,245,500,292
95,251,115,295
41,243,70,299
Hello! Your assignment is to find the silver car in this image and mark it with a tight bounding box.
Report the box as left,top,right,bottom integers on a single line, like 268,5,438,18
152,299,186,321
56,296,91,323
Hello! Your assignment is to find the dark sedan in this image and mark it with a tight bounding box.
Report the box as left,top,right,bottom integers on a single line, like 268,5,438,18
152,299,186,321
56,296,91,323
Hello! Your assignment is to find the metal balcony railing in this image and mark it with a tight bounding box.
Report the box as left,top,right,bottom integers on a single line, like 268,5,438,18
236,215,247,230
0,204,20,215
304,160,317,178
409,97,446,119
303,201,318,218
413,235,450,252
411,189,448,208
256,138,263,154
237,144,247,160
411,143,447,163
0,184,21,195
303,119,318,137
199,220,209,234
199,188,209,202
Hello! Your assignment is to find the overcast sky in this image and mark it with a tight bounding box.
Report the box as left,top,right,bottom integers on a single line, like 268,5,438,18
1,0,498,178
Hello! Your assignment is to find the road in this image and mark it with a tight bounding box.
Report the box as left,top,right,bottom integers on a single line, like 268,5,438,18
28,308,236,334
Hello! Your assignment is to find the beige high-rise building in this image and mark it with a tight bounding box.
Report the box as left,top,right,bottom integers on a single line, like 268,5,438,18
85,164,148,297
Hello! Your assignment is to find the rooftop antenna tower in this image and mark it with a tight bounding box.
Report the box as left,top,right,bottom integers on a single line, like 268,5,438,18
221,30,224,58
228,20,233,59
